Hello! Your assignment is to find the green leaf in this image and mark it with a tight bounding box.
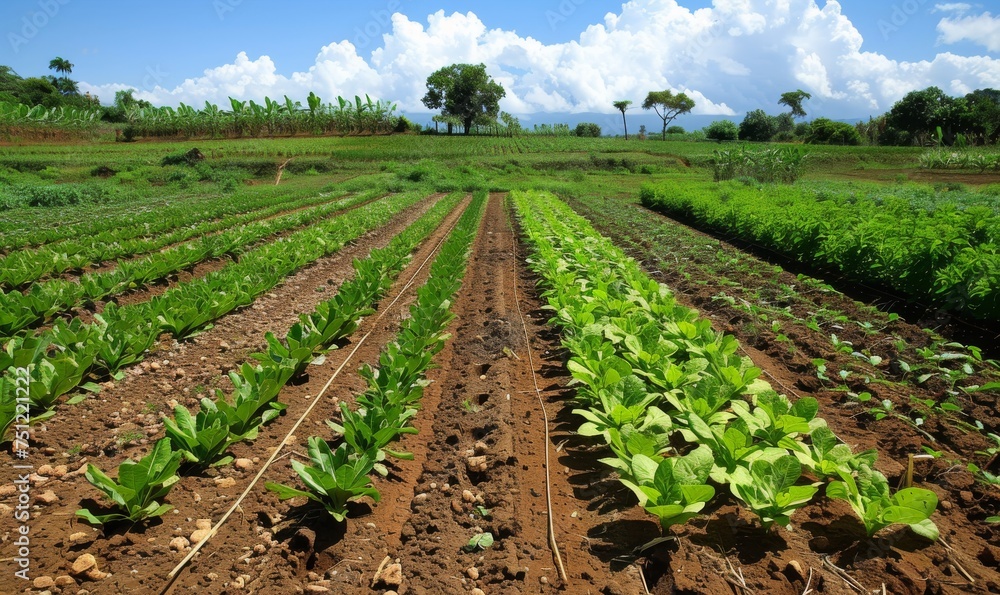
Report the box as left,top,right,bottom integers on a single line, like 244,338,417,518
464,532,495,551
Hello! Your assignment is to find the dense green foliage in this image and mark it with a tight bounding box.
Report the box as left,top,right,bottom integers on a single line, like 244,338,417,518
640,180,1000,320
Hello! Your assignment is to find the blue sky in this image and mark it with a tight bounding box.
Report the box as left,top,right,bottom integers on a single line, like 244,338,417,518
2,1,998,120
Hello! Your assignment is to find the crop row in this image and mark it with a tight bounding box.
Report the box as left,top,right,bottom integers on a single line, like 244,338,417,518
0,191,379,338
0,183,338,251
70,192,466,525
513,190,939,540
640,180,1000,321
267,192,486,520
0,189,350,288
0,192,427,432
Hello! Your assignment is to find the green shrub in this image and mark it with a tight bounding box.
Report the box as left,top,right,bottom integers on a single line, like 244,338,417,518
705,120,738,141
575,122,602,137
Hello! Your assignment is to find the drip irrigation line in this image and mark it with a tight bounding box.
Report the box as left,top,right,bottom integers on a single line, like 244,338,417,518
505,194,569,584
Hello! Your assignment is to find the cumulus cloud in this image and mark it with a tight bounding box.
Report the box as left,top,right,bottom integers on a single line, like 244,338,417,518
937,11,1000,52
79,0,1000,118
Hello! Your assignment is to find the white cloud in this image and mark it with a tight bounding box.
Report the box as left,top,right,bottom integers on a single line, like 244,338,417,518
79,0,1000,119
933,3,972,13
937,11,1000,52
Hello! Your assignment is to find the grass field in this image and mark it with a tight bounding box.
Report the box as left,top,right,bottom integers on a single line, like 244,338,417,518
1,135,999,594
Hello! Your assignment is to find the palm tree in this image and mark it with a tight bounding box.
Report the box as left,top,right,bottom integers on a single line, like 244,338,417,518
613,100,632,140
48,57,75,95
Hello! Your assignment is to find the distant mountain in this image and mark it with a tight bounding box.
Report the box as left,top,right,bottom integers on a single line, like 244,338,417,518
403,111,870,137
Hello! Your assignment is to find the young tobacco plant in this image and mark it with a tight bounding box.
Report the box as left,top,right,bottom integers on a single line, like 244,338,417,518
76,439,183,525
826,464,939,541
162,399,234,467
729,455,820,529
620,445,717,531
265,437,381,522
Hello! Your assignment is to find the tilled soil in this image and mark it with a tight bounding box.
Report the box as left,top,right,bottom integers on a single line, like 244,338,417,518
4,190,999,595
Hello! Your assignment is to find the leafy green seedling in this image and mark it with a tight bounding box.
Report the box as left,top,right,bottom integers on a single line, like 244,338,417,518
463,532,495,552
826,464,939,541
76,439,182,525
266,437,380,522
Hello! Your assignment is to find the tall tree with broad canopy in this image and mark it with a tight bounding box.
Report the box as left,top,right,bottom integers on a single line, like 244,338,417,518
613,100,632,139
778,90,812,119
642,90,695,140
422,63,505,135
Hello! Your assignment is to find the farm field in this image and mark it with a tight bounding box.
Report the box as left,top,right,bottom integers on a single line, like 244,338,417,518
1,135,1000,595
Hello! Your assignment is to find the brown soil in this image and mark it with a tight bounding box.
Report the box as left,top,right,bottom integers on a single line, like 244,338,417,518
3,191,999,595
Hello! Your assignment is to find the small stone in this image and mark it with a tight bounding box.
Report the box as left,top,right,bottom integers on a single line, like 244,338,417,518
960,490,974,505
232,576,246,588
0,484,14,496
467,456,488,472
254,543,267,554
71,554,97,575
472,589,486,595
205,572,218,582
54,576,75,587
33,577,55,589
234,458,253,470
479,374,487,380
462,490,475,503
429,482,437,490
69,532,91,545
219,341,231,351
37,490,59,504
941,500,953,510
414,493,428,502
384,592,398,595
150,362,161,371
786,560,804,579
215,476,236,488
474,441,488,454
38,464,54,475
196,519,212,530
305,586,331,593
170,536,190,552
451,500,464,514
174,369,186,379
466,567,480,580
191,529,211,543
540,576,548,585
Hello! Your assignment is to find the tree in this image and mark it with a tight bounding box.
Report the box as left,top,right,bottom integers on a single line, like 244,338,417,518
642,90,695,140
613,100,632,139
778,89,812,119
963,89,1000,144
47,57,75,95
575,122,601,137
738,109,777,142
807,118,861,145
422,63,505,135
705,119,738,142
886,86,964,145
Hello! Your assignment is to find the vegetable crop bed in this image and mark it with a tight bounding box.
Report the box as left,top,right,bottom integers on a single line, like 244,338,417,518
2,135,999,595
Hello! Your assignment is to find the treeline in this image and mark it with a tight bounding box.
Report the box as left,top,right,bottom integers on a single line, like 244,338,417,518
702,87,1000,147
